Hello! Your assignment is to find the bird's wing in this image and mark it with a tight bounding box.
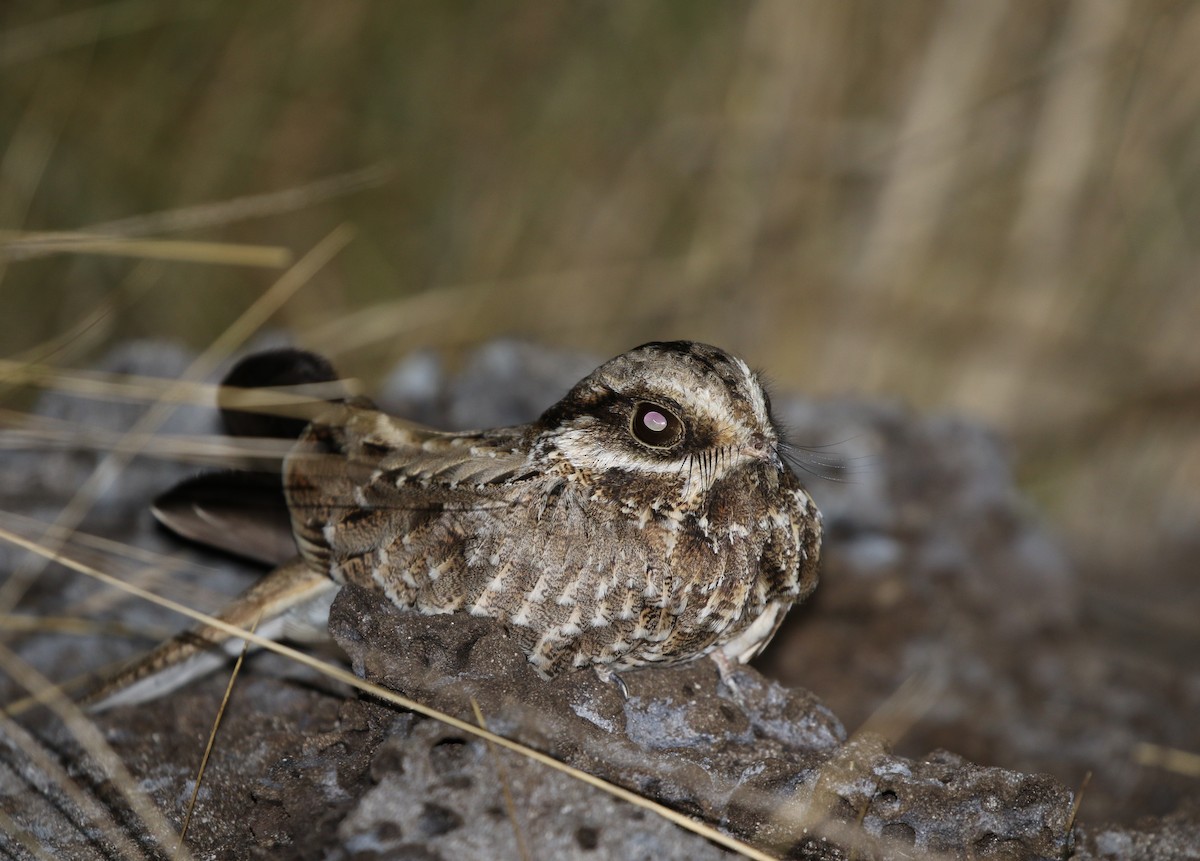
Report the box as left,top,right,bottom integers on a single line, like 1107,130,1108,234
284,404,539,577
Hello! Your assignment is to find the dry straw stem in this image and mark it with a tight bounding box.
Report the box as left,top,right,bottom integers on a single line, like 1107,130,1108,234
0,613,147,639
0,361,340,405
761,732,962,861
179,616,259,850
0,424,294,469
6,262,163,374
0,523,782,861
0,709,147,861
0,363,350,422
299,258,691,359
0,507,229,582
0,636,194,861
470,698,533,861
0,805,57,861
0,0,179,67
1065,771,1091,845
0,225,355,617
73,161,395,239
0,231,292,268
854,0,1008,291
1134,742,1200,779
3,663,118,720
850,665,944,748
0,508,235,626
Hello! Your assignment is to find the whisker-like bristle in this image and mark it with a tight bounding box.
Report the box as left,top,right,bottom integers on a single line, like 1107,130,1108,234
778,441,873,484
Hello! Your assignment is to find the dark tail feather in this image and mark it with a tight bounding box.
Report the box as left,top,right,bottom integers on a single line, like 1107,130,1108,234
152,470,296,566
218,347,345,439
152,348,348,563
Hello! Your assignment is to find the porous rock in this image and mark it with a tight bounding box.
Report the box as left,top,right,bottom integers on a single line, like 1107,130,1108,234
328,582,1074,859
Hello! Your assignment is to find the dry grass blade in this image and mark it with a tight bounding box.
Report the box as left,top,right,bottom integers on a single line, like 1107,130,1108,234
0,425,294,469
0,232,292,267
0,358,347,410
851,667,944,746
762,733,964,861
1004,0,1129,290
299,259,686,357
0,639,192,861
0,386,331,471
0,524,778,861
0,613,146,638
0,804,58,861
0,510,234,625
0,709,147,861
5,297,117,367
4,667,109,720
1133,743,1200,778
179,615,259,850
1,262,166,386
300,283,491,355
0,0,176,67
470,698,533,861
855,0,1008,290
1064,770,1091,850
75,162,395,239
0,225,354,618
0,508,225,574
846,792,873,861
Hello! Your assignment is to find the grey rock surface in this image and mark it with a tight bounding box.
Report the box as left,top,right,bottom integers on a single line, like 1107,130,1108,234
326,582,1073,859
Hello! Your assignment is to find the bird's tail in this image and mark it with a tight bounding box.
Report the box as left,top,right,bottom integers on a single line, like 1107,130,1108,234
151,347,350,567
85,559,336,712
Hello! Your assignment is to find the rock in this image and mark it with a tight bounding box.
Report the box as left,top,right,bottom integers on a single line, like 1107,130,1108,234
327,582,1074,859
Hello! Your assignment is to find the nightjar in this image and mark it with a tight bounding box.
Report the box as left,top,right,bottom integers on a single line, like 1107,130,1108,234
91,341,821,708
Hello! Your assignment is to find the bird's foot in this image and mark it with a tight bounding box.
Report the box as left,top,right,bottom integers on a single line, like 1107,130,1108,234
593,664,631,699
709,650,748,708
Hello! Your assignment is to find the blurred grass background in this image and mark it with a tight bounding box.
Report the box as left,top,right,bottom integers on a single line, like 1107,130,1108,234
2,1,1198,620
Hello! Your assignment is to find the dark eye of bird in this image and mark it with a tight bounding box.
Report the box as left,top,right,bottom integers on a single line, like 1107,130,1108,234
630,401,685,449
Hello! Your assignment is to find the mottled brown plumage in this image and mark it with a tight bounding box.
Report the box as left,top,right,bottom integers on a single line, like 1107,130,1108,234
89,341,821,708
286,341,820,675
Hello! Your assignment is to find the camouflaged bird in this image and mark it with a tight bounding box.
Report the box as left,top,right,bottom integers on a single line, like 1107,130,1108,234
89,341,821,710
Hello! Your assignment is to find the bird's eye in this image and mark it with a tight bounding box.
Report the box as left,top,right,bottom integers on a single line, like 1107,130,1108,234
630,402,684,449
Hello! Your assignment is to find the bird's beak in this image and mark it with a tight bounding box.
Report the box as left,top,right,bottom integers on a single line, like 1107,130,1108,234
741,433,782,469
